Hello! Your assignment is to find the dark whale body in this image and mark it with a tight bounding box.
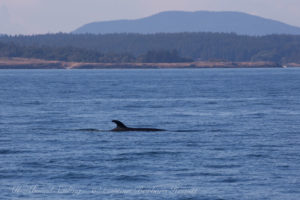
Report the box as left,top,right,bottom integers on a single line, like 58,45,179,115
111,120,165,132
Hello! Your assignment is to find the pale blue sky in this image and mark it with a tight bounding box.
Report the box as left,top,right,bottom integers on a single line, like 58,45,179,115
0,0,300,35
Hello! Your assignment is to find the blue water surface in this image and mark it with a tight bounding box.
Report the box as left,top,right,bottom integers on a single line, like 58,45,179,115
0,69,300,200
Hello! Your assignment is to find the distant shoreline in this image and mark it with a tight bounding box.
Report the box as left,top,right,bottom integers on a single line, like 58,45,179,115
0,57,299,69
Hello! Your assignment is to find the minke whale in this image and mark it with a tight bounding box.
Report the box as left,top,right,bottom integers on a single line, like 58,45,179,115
111,120,165,132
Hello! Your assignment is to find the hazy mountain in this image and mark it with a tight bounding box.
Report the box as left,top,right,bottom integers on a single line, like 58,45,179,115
73,11,300,36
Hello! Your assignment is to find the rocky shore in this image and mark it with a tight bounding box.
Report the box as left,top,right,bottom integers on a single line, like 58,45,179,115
0,57,289,69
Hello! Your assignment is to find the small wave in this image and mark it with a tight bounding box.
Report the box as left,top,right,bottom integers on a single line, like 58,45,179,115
109,157,136,162
211,147,226,151
210,129,231,133
24,100,43,105
73,128,101,132
174,130,204,133
252,144,283,148
176,172,223,177
246,153,269,158
276,165,290,169
22,161,45,167
221,177,239,183
50,172,94,180
217,177,241,183
252,102,272,106
204,164,241,169
250,112,267,118
0,174,19,179
205,101,218,105
119,151,182,157
114,174,150,182
0,149,26,154
185,142,200,147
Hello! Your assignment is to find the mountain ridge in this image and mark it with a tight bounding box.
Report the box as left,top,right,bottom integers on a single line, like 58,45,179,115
73,11,300,36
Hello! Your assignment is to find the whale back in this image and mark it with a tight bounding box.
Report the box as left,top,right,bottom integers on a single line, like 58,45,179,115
112,120,128,129
111,120,165,132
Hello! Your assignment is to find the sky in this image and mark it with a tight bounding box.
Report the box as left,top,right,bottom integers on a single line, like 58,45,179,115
0,0,300,35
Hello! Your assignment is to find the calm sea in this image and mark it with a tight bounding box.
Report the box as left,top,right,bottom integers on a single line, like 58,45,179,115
0,69,300,200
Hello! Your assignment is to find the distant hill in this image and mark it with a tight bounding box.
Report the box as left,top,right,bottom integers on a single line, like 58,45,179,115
73,11,300,36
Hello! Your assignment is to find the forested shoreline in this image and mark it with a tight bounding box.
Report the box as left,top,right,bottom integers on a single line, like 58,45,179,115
1,32,300,63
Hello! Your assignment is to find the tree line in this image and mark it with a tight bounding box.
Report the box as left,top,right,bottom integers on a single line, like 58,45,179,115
0,42,191,63
1,32,300,63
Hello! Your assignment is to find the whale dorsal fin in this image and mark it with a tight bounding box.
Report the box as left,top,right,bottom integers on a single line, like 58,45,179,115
112,120,128,129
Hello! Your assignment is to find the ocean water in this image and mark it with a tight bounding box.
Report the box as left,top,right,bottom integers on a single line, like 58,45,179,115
0,69,300,200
